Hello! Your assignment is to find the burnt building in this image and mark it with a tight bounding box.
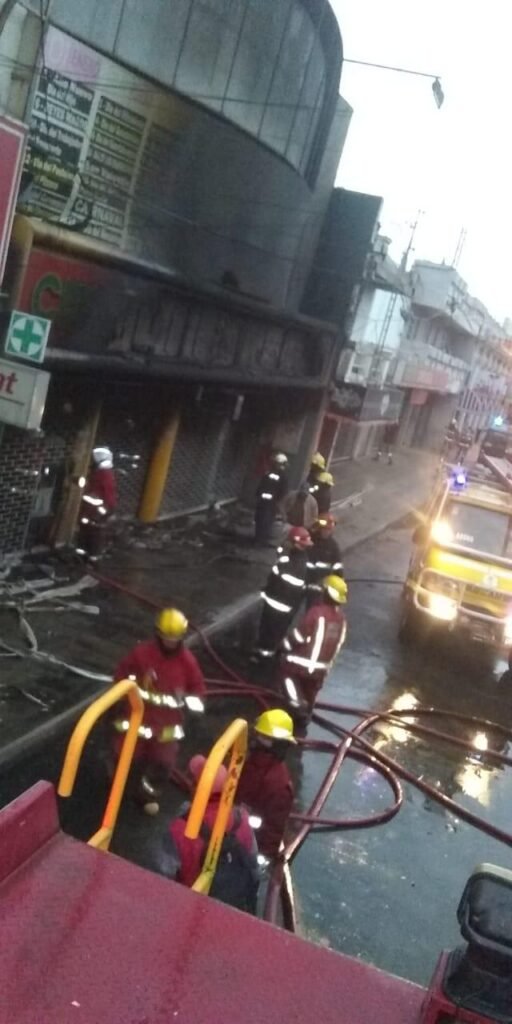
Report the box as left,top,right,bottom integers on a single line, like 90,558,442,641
0,0,351,554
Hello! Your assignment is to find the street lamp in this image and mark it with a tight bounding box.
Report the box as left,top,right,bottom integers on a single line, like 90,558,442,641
344,58,445,109
432,78,445,109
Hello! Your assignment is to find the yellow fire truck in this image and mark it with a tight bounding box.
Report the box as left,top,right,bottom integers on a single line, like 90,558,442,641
400,458,512,651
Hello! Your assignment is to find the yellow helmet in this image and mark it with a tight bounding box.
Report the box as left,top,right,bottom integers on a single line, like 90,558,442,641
155,607,188,638
311,452,326,469
318,471,334,486
322,574,347,604
254,708,296,743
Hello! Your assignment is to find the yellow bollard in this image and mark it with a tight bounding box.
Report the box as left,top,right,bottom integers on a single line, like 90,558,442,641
58,680,144,851
138,410,181,523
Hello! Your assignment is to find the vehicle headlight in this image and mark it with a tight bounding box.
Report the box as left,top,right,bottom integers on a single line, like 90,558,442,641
431,519,454,545
503,615,512,644
427,592,458,621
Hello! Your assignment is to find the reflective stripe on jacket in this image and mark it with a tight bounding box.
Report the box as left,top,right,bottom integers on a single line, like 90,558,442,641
282,603,346,677
261,546,308,614
113,639,206,739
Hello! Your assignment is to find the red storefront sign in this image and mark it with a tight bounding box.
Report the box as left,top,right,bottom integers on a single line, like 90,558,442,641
17,246,121,349
0,116,27,285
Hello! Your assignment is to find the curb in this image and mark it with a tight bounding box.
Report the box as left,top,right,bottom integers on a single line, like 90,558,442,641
0,498,421,774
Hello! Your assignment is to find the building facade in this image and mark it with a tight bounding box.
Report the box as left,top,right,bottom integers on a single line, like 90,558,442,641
0,0,351,555
405,262,512,449
304,189,512,462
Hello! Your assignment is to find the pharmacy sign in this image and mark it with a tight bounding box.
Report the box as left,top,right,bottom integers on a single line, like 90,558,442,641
5,311,51,364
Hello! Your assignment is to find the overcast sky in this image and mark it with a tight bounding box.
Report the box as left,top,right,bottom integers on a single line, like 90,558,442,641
330,0,510,324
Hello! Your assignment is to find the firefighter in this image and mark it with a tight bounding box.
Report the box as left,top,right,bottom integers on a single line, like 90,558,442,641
307,452,326,490
307,515,343,605
255,526,313,658
280,574,348,718
76,446,118,562
164,755,259,912
315,470,334,514
237,709,295,862
113,608,206,815
254,452,289,544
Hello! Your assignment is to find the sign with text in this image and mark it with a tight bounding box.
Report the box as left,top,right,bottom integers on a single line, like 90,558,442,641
16,247,335,388
0,116,27,285
5,311,51,364
0,357,50,431
22,26,184,256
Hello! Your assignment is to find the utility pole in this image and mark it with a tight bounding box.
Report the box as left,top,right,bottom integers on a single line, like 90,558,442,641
368,211,423,387
400,209,424,272
453,227,467,269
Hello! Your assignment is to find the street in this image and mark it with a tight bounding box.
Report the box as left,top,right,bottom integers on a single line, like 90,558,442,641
292,521,512,984
2,519,512,988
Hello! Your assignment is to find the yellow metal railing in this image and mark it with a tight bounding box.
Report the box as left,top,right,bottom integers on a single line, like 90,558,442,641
186,718,248,895
58,680,144,851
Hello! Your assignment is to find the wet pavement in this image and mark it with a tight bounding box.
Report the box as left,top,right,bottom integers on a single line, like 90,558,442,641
0,448,435,758
292,523,512,985
2,518,512,989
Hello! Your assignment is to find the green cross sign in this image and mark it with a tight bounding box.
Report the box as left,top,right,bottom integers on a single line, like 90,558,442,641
5,311,51,365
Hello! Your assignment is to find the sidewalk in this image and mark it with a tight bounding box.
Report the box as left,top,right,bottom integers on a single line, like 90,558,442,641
0,448,437,763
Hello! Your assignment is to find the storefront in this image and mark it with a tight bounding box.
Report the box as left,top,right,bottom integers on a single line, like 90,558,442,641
324,384,405,464
0,217,336,555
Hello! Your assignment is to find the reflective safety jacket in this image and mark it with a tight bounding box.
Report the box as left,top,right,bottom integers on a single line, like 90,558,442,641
237,748,294,859
307,535,343,588
80,466,117,525
113,640,206,743
256,468,288,506
283,603,346,678
89,466,117,511
261,546,308,616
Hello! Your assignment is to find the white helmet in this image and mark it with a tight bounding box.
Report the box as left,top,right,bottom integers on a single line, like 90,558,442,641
273,452,288,465
92,447,113,469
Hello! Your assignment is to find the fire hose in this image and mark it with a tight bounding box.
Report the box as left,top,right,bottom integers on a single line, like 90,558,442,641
83,569,512,930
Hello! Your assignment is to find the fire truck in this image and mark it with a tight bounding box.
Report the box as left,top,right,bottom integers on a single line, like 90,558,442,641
1,680,511,1024
400,457,512,653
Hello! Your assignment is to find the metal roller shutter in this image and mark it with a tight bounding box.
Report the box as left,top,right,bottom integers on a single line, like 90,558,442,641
161,405,226,516
162,397,259,517
0,378,89,555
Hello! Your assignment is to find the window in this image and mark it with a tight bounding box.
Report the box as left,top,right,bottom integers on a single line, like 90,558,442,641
445,501,512,557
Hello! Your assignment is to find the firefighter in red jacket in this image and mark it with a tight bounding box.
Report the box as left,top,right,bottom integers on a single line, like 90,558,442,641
76,446,118,562
280,574,348,718
237,709,296,862
165,755,259,912
113,608,206,814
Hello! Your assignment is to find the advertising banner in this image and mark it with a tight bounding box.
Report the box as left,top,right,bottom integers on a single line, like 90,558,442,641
22,27,185,257
0,115,27,284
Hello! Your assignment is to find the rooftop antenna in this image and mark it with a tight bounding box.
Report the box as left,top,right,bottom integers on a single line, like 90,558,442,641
453,227,467,269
